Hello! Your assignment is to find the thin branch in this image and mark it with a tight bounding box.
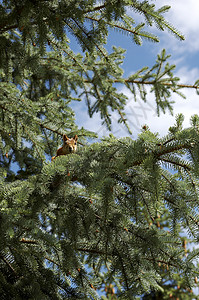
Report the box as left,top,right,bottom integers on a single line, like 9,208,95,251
71,17,108,59
162,137,175,146
76,247,106,255
45,256,60,267
123,80,199,90
0,253,17,274
143,257,178,268
46,39,87,73
156,143,191,157
116,249,129,290
85,16,159,42
0,103,83,140
161,158,191,171
84,78,199,90
0,23,19,32
84,4,107,13
127,143,191,167
189,215,199,228
140,192,155,223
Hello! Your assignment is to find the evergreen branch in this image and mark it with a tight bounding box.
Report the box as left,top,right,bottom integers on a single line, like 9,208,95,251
128,143,191,167
84,78,199,90
162,137,175,146
116,106,132,134
85,16,159,42
45,256,60,267
47,39,87,73
20,239,62,267
84,4,107,13
1,1,199,297
0,253,17,275
156,143,191,157
186,169,197,191
0,102,61,136
0,103,78,139
140,193,155,222
0,16,47,33
42,128,54,157
76,247,106,255
0,3,25,32
162,157,196,190
164,195,180,208
64,18,108,59
77,238,179,275
129,1,184,40
143,257,178,268
129,228,181,261
0,23,19,32
39,123,63,136
116,250,130,290
19,121,44,160
189,216,199,228
161,158,191,171
161,173,175,190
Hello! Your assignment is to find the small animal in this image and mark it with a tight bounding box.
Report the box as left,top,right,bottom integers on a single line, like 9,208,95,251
52,134,78,160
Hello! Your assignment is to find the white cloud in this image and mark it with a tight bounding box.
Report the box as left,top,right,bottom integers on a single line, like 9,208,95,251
129,0,199,53
102,66,199,138
166,0,199,35
74,66,199,139
73,1,199,139
116,1,199,137
154,0,199,53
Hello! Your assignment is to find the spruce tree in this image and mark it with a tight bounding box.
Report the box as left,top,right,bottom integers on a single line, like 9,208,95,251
1,0,199,299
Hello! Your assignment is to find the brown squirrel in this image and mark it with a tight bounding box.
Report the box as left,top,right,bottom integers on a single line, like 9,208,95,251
52,134,78,161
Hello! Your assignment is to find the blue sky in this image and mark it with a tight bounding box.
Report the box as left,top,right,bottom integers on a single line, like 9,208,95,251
71,0,199,140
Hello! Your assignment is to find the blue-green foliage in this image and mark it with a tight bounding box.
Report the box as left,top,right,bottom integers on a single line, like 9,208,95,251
1,123,199,298
1,0,199,299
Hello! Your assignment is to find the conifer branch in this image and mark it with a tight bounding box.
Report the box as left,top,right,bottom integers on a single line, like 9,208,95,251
39,123,63,136
1,1,199,297
162,137,175,146
156,143,191,157
76,247,106,255
46,39,87,73
85,16,159,42
84,78,199,90
161,158,191,170
45,256,60,267
20,239,62,267
84,4,107,13
129,1,184,40
0,253,17,275
164,195,178,208
0,103,78,138
128,143,191,167
116,250,129,290
42,128,54,157
143,257,178,268
20,121,44,160
140,193,155,222
126,80,198,90
161,174,175,190
0,23,18,32
65,18,108,59
189,216,199,228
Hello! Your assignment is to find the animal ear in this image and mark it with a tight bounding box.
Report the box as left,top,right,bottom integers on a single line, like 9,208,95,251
74,135,78,141
63,134,68,141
